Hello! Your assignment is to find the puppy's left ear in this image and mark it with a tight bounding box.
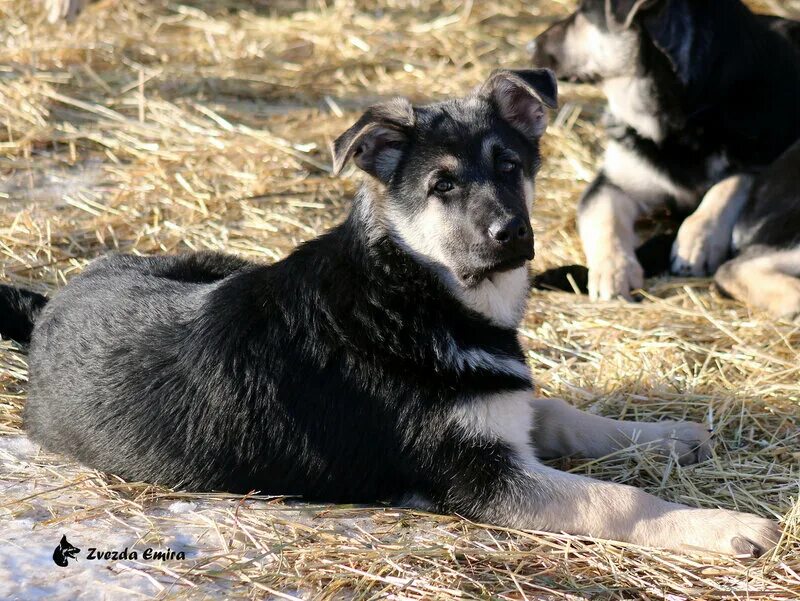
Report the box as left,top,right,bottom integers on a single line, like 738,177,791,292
480,69,558,140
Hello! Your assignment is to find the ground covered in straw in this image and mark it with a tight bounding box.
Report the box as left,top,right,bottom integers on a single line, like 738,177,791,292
1,0,799,599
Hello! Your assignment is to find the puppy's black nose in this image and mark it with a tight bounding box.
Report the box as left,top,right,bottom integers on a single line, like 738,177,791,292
488,216,530,245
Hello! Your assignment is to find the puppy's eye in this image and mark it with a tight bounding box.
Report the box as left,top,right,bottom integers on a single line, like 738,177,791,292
433,179,454,193
498,160,518,174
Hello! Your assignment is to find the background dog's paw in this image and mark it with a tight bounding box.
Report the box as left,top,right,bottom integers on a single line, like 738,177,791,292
766,279,800,321
46,0,90,23
646,421,712,465
587,251,643,301
671,213,729,277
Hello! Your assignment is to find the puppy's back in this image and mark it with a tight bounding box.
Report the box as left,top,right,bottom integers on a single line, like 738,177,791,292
24,254,232,486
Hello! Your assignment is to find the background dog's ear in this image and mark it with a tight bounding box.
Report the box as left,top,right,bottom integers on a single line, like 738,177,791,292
640,0,699,86
332,99,414,182
607,0,661,30
480,69,558,140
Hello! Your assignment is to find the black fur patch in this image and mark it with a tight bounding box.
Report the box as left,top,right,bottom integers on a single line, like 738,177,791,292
734,139,800,251
640,0,800,165
0,285,48,345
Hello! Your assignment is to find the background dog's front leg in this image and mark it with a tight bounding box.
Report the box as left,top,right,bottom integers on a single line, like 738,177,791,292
671,175,754,277
577,174,644,301
530,398,711,464
46,0,90,22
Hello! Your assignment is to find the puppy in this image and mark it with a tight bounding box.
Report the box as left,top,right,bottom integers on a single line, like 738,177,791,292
531,0,800,302
0,70,778,555
712,140,800,319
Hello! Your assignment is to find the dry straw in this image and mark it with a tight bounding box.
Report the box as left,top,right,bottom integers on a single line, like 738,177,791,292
1,0,799,598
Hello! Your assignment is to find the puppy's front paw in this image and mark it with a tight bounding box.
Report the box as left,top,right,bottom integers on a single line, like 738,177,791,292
680,509,781,557
671,212,729,277
645,421,712,465
587,250,643,301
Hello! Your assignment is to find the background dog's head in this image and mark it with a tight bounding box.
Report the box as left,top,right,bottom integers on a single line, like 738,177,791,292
529,0,648,84
332,69,557,288
530,0,748,89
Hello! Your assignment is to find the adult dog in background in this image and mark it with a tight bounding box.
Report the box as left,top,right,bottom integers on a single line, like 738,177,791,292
0,70,779,555
531,0,800,314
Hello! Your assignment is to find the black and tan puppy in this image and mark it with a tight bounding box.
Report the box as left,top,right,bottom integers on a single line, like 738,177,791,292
0,70,779,555
531,0,800,307
713,140,800,319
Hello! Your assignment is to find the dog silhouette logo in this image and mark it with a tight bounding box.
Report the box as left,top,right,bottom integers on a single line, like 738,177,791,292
53,535,81,567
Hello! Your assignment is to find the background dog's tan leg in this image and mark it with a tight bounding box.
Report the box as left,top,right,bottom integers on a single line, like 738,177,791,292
531,398,711,464
715,246,800,319
578,182,644,301
671,175,753,276
46,0,90,23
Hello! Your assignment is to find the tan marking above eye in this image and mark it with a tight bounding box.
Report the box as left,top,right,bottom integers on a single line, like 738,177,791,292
433,156,460,172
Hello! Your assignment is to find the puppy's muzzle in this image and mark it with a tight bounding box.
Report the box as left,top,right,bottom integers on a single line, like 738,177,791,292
487,215,535,263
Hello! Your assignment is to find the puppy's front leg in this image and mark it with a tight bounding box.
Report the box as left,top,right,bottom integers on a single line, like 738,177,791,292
671,175,753,277
531,398,711,465
578,174,644,301
443,412,778,555
491,461,780,556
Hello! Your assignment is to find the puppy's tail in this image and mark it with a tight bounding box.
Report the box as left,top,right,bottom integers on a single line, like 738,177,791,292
532,233,677,294
0,285,49,345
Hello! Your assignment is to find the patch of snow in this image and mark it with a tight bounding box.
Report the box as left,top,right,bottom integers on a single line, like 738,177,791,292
0,158,108,210
0,436,222,600
167,501,198,514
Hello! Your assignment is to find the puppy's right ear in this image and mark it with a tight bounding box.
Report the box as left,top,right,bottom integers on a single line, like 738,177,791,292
332,99,415,182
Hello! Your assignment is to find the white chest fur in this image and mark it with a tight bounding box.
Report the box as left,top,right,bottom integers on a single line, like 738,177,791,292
603,141,696,207
450,390,536,462
454,266,530,329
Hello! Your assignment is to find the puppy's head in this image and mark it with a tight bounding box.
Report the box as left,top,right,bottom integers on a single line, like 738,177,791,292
530,0,705,86
332,69,557,288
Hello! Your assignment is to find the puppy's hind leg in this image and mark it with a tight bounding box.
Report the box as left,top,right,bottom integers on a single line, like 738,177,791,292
531,398,711,465
715,246,800,320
